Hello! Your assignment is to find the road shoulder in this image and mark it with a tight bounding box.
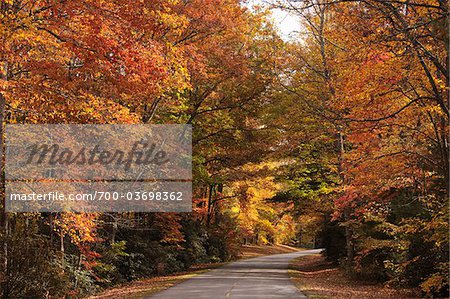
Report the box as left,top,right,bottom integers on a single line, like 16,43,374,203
288,254,419,299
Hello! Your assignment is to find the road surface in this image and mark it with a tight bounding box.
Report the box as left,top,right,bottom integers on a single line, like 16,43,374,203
147,249,322,299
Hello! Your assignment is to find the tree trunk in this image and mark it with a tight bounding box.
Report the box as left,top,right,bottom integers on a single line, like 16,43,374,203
206,184,214,226
338,128,354,261
0,93,8,297
60,232,65,267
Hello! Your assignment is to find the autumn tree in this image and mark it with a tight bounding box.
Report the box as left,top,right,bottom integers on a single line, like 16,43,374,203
274,0,448,295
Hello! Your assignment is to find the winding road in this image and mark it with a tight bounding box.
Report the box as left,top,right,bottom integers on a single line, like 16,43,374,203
147,249,322,299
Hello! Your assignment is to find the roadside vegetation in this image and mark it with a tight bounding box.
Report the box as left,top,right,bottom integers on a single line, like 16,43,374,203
289,254,420,299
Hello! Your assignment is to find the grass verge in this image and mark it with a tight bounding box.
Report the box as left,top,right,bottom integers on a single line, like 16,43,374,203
239,244,302,259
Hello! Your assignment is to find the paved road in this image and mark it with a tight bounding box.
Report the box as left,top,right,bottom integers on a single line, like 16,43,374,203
147,249,322,299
